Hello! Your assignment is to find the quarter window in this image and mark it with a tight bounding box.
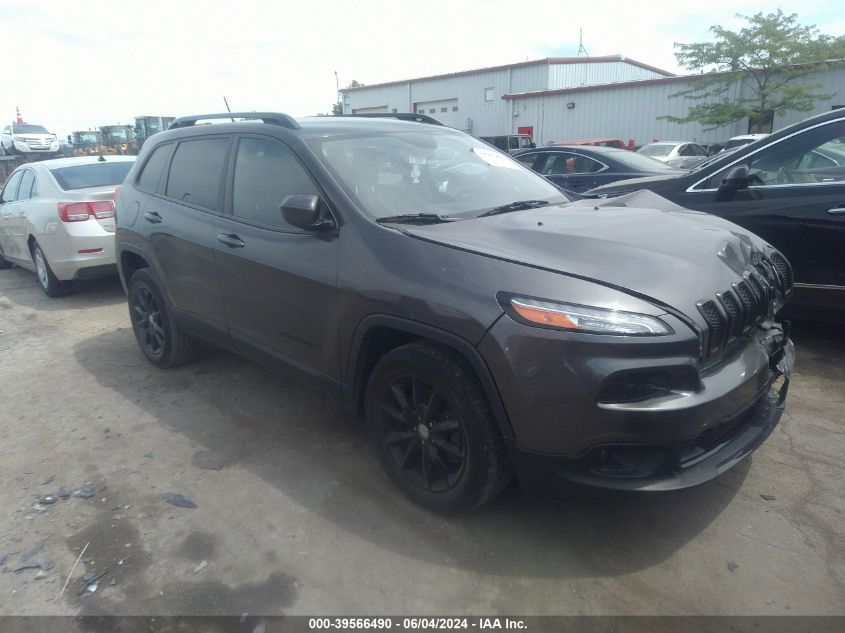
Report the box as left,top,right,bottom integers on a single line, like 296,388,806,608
166,138,230,211
232,137,319,229
137,143,174,192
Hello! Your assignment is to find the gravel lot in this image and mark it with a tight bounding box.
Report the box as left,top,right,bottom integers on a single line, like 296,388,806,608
0,267,843,617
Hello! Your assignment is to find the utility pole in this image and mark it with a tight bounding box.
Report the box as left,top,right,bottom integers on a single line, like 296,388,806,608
334,71,341,115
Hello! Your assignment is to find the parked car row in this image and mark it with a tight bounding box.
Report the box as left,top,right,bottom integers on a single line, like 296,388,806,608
0,109,824,514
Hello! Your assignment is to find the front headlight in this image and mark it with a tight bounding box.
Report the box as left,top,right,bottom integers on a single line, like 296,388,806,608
505,296,673,336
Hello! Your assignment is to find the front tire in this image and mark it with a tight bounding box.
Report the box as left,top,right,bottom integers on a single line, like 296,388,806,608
128,268,200,368
32,242,70,297
365,341,511,513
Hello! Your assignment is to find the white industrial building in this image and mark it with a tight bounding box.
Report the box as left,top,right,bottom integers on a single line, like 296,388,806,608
340,55,845,146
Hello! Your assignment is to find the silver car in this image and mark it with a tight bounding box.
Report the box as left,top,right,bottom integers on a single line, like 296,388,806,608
637,141,708,170
0,156,134,296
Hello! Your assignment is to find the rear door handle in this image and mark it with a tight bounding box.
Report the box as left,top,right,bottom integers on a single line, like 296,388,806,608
143,211,162,223
218,233,245,248
827,207,845,215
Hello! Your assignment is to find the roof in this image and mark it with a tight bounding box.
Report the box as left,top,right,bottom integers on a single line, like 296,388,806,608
502,57,845,100
339,55,674,93
296,116,462,137
149,115,461,145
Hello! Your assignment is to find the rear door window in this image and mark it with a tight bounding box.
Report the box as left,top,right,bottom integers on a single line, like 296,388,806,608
18,169,36,200
165,138,230,211
515,152,539,169
508,137,520,150
539,153,575,175
1,170,23,203
137,143,174,192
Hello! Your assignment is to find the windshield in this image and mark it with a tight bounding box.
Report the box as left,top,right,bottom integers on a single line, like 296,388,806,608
49,161,134,190
311,130,568,219
77,133,99,144
12,124,50,134
638,144,674,157
104,128,132,141
609,150,678,171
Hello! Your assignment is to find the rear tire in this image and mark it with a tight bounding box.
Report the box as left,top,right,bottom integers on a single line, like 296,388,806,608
365,341,511,513
32,242,70,297
128,268,200,368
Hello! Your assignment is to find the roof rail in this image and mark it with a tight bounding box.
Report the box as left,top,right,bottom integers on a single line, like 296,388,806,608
168,112,301,130
342,113,443,125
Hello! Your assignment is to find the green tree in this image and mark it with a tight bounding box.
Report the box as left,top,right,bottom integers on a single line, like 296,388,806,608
323,80,365,116
661,10,844,130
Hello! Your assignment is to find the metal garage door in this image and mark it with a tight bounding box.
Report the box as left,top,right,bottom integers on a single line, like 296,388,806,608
413,99,462,129
352,106,389,114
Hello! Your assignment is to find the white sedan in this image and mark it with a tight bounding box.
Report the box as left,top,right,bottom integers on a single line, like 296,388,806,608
0,155,134,296
637,141,709,170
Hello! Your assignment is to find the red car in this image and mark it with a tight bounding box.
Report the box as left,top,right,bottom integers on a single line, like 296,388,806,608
549,137,629,150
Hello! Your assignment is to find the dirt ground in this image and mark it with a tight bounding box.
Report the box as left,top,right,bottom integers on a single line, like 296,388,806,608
0,267,843,617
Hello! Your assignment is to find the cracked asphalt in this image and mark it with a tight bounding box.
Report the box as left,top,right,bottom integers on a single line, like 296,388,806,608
0,267,843,616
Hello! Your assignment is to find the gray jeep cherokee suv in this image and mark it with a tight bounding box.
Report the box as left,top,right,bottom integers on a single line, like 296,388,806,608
115,112,794,512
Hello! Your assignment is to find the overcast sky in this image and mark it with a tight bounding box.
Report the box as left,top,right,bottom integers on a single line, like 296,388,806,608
2,0,843,138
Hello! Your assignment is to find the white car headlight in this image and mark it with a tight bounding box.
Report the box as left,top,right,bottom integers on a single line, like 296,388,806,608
506,296,673,336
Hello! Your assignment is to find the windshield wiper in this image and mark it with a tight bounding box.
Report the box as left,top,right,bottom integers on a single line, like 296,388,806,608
477,200,551,217
376,213,458,225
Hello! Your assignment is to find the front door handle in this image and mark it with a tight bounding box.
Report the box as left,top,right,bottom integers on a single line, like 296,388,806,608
218,233,245,248
827,207,845,215
143,211,162,223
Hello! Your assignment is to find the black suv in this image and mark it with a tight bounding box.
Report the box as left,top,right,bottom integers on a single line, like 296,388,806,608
115,112,794,512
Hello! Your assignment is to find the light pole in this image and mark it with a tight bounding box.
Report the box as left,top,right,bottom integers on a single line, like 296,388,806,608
334,71,341,115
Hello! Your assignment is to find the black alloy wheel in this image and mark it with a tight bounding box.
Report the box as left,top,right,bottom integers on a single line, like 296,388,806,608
132,285,165,359
127,268,200,368
379,374,467,493
365,341,511,512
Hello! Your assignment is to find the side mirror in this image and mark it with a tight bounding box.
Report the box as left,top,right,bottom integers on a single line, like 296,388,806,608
716,165,750,201
281,194,335,231
530,142,536,149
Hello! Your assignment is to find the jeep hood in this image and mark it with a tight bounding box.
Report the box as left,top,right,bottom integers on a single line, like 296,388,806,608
401,190,776,327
